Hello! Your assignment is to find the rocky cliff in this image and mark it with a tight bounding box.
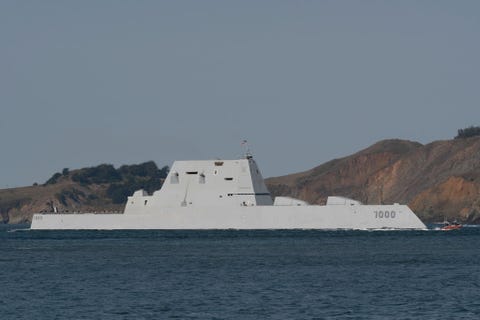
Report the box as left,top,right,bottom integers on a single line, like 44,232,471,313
266,137,480,223
2,137,480,224
0,182,122,224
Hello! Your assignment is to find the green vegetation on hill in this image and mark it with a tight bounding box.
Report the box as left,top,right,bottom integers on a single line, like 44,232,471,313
44,168,70,185
107,162,169,203
0,160,170,223
455,126,480,139
44,172,63,185
55,188,85,206
44,161,169,204
72,164,122,184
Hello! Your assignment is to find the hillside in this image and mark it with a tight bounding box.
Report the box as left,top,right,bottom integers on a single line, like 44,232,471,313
267,137,480,223
0,162,168,224
2,137,480,224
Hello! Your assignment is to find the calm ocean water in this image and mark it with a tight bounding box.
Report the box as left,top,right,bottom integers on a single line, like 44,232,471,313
1,225,479,320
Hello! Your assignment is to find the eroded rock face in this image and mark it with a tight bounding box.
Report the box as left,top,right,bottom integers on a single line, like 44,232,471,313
267,137,480,223
2,138,480,224
0,183,124,224
409,176,480,223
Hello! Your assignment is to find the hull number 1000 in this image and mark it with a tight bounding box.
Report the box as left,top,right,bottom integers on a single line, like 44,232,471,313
374,210,396,219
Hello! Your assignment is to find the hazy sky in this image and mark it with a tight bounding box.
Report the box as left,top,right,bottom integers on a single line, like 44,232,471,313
1,1,479,187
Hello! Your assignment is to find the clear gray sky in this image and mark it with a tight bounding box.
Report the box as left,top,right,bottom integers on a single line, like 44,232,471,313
1,1,479,187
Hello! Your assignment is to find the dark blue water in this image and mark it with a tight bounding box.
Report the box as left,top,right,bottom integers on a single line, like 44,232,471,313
1,225,479,319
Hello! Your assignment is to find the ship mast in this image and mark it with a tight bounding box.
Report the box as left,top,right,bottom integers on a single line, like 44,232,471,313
241,140,252,159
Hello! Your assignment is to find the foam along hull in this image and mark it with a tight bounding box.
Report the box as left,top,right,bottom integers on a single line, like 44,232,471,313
31,204,426,230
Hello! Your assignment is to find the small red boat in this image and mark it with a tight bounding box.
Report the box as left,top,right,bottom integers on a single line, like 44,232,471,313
441,220,462,231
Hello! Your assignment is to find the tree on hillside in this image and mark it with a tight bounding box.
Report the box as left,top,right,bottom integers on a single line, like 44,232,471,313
72,164,121,184
43,161,169,204
44,172,62,185
455,126,480,139
118,161,169,179
106,163,169,204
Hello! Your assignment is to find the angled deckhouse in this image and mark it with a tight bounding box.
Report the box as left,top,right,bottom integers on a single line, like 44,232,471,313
31,154,426,230
126,154,272,213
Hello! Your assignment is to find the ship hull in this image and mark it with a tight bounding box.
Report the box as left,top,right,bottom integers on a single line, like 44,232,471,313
31,204,426,230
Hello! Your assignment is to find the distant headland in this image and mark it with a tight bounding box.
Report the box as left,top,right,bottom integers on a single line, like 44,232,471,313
2,127,480,224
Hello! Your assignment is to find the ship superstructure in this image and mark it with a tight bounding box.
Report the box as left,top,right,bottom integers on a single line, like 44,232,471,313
31,155,426,230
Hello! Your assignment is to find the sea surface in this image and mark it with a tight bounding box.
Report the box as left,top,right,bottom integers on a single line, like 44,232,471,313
1,224,479,320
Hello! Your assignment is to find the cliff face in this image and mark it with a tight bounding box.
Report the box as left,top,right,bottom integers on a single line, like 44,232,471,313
0,181,123,224
267,137,480,223
2,138,480,224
